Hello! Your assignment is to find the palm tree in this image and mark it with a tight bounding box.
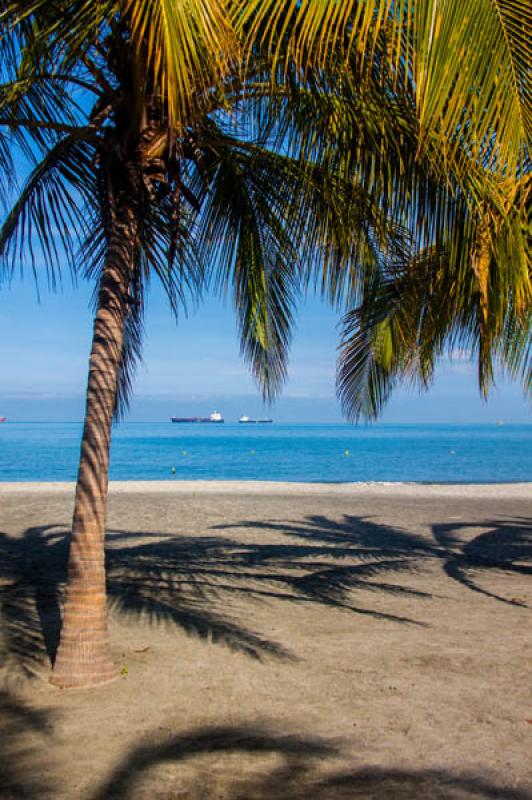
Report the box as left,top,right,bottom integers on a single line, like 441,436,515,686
0,2,403,688
1,0,529,689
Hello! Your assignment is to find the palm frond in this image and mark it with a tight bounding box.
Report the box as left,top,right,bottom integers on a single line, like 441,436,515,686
125,0,238,128
194,134,301,400
413,0,531,174
0,133,96,287
498,305,532,394
0,128,14,209
240,0,530,179
235,0,398,78
338,222,531,421
337,259,418,422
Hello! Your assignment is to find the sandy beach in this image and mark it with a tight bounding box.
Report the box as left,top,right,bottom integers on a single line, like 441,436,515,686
1,481,531,799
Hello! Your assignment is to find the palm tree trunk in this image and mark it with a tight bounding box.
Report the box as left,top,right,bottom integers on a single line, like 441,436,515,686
51,208,137,688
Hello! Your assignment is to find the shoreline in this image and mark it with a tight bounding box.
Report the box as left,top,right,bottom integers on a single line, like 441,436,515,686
0,479,530,497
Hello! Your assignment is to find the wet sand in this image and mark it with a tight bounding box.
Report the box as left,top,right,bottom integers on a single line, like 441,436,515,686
0,482,531,799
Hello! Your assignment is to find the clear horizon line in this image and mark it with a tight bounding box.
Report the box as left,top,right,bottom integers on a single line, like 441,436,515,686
2,419,530,426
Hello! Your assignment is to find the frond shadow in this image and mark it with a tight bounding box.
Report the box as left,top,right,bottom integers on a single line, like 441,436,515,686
106,532,295,660
0,689,55,799
433,516,532,606
215,513,532,610
93,723,335,800
0,526,66,678
92,722,532,800
1,513,529,677
0,525,297,673
104,514,429,645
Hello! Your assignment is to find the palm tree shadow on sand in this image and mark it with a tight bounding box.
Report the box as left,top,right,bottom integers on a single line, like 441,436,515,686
214,513,532,607
0,525,67,678
0,690,55,799
0,514,530,677
1,700,530,800
91,722,532,800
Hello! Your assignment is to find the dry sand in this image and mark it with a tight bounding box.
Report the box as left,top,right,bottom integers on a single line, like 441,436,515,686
0,481,531,799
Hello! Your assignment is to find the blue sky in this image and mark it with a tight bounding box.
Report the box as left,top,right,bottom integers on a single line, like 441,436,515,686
0,272,529,423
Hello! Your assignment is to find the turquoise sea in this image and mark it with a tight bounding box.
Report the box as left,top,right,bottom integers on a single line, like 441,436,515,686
0,422,530,483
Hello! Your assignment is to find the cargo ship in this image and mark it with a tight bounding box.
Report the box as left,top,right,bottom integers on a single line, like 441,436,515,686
171,411,224,423
239,415,273,424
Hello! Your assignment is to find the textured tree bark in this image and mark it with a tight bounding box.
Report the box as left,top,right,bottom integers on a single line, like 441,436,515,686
51,207,137,688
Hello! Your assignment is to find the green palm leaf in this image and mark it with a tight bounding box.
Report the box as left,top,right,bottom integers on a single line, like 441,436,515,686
0,133,95,286
412,0,531,174
239,0,530,179
125,0,239,127
338,235,531,421
194,132,301,399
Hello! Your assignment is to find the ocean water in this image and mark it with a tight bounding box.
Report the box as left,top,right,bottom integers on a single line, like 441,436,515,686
0,422,530,483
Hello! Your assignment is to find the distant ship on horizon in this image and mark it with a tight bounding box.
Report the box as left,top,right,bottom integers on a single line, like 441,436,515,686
0,417,6,423
171,411,224,424
239,415,273,424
